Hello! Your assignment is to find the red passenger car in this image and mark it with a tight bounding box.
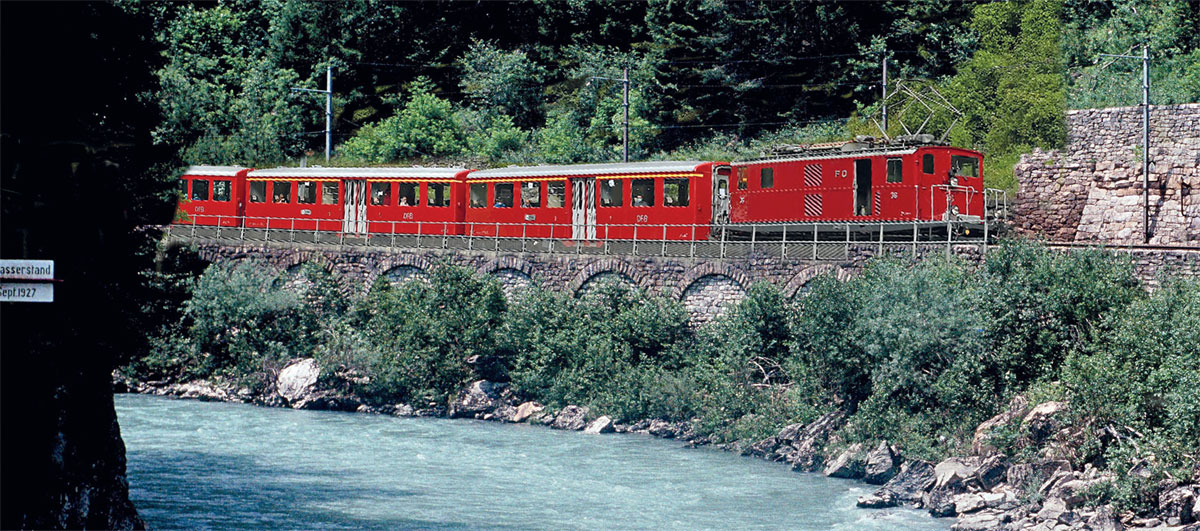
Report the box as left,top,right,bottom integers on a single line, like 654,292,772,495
729,143,984,224
176,166,251,226
242,167,470,235
464,161,730,241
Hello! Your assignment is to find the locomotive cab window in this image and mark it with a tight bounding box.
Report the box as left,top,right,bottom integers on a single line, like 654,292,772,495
321,182,338,205
631,179,654,207
886,158,903,183
760,167,774,189
737,167,748,190
494,183,513,208
601,179,623,207
369,182,390,205
428,182,451,207
213,180,231,202
179,180,189,198
249,182,266,203
469,183,487,208
923,154,935,174
521,182,541,208
192,179,209,201
297,181,316,204
951,156,979,178
397,183,417,206
664,178,689,207
546,182,565,208
273,182,291,203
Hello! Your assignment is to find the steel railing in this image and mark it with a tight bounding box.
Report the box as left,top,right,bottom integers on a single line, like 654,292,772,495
165,214,993,260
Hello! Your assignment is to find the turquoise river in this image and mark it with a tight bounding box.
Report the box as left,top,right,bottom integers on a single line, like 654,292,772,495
116,394,947,530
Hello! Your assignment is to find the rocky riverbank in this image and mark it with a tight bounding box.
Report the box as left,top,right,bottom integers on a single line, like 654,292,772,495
114,359,1199,531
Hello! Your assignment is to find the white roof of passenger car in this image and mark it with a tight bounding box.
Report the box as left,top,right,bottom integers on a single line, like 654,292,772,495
247,167,467,179
184,165,247,177
467,161,712,179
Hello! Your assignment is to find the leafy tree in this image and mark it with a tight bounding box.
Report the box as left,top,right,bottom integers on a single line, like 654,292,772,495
149,4,307,165
339,77,466,162
458,40,546,128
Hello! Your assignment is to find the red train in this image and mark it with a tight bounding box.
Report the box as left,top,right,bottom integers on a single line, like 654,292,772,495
175,141,989,241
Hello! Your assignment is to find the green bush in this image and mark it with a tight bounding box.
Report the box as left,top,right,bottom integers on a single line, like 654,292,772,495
353,265,507,405
338,78,466,163
1064,278,1200,509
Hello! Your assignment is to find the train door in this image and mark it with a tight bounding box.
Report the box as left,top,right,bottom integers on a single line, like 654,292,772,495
571,177,596,240
854,159,872,216
342,179,367,234
712,168,730,224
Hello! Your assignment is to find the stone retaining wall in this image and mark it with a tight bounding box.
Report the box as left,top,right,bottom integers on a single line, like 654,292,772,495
1012,103,1200,245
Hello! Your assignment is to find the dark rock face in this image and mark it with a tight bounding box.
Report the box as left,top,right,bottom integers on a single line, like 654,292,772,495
823,443,865,479
1160,485,1199,526
878,460,936,505
448,380,509,419
551,405,589,431
863,441,900,485
772,410,844,472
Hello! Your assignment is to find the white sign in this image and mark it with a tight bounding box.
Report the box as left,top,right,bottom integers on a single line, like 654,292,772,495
0,259,54,280
0,282,54,303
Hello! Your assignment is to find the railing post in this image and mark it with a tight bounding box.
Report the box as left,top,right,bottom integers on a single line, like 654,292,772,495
494,222,500,251
468,222,474,250
521,222,527,253
781,225,787,259
416,221,422,248
719,225,726,259
912,222,918,257
878,223,884,254
390,221,396,248
661,224,668,257
812,224,818,260
633,224,639,256
983,219,989,255
844,224,850,259
946,220,952,258
689,224,696,258
750,225,757,256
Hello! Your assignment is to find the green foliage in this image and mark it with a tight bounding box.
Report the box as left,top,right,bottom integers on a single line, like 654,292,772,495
503,282,693,421
458,40,545,129
339,78,466,163
787,274,870,407
979,240,1141,398
353,266,507,405
462,112,532,164
1064,0,1200,109
942,0,1067,191
1064,278,1200,508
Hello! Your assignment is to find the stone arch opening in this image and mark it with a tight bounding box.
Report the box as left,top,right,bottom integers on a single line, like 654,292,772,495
491,267,534,299
382,265,429,286
575,271,637,298
680,274,746,325
784,264,839,298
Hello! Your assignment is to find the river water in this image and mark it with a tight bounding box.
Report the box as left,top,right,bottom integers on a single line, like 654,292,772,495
116,394,946,530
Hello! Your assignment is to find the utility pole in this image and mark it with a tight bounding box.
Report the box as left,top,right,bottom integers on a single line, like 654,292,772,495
589,68,631,162
1099,44,1151,243
881,49,888,135
292,63,333,162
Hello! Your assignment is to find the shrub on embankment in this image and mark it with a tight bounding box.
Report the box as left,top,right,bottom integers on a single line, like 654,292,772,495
128,241,1198,514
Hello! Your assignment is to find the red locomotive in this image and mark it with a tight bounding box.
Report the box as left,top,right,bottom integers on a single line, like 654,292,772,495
174,140,988,241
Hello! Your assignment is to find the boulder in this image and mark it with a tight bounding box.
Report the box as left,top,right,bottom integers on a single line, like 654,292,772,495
953,493,987,514
1035,497,1069,522
584,415,615,434
741,437,780,459
172,381,231,402
489,405,517,422
277,358,320,404
856,492,897,509
1085,505,1122,531
391,404,415,417
448,380,507,419
510,401,544,423
1159,485,1198,525
972,395,1030,456
933,456,982,492
780,410,846,472
878,460,937,505
975,454,1009,491
647,420,684,439
863,441,901,485
1022,401,1068,445
950,509,1009,531
552,405,589,430
823,443,865,479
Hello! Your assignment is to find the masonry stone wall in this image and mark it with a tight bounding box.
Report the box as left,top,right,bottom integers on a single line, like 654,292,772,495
1012,103,1200,245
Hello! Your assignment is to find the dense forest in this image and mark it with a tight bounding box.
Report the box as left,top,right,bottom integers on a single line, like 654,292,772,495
130,0,1200,191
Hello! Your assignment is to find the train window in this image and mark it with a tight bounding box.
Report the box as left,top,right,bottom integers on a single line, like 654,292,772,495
213,180,231,202
321,182,338,205
600,179,623,207
297,181,317,204
737,167,748,190
923,154,934,174
273,182,291,203
760,168,774,189
397,183,417,206
249,182,266,203
546,182,565,208
179,180,188,198
664,178,689,207
494,183,513,208
886,158,903,183
192,179,210,201
631,179,654,207
469,183,487,208
951,156,979,178
521,182,542,208
370,182,390,205
428,182,451,207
